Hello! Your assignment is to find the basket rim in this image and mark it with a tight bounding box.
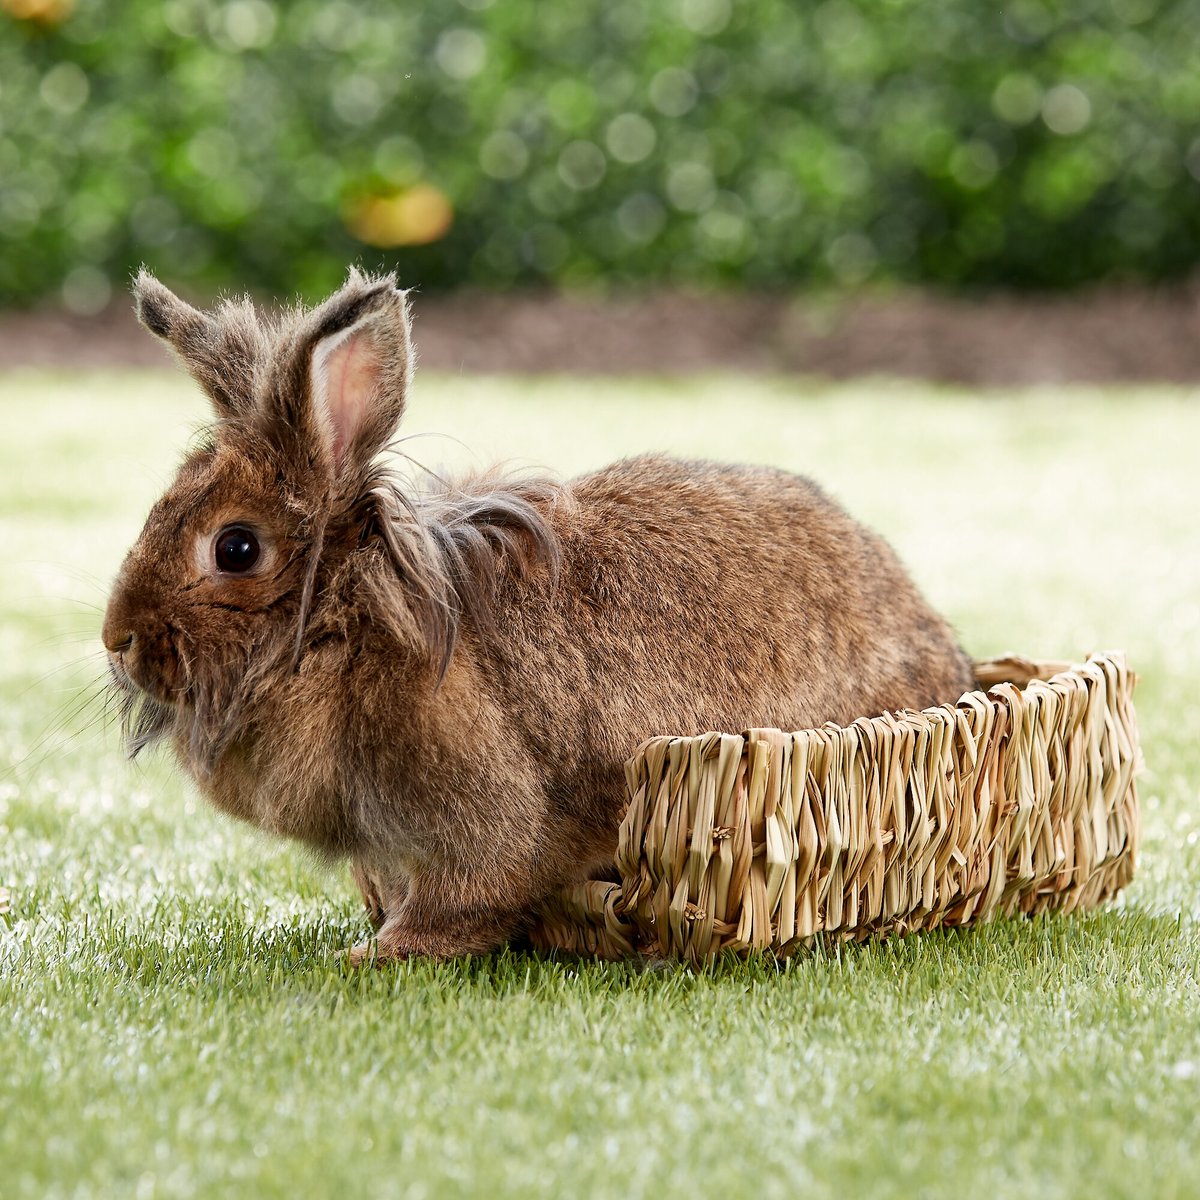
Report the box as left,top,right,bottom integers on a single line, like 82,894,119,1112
626,650,1132,760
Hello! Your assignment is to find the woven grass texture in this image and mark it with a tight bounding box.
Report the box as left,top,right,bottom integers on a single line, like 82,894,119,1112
531,652,1142,962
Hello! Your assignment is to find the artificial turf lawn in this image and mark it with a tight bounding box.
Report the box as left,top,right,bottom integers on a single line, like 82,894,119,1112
2,370,1198,1199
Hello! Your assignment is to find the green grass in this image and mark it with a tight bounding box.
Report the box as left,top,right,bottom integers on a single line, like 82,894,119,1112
2,369,1199,1199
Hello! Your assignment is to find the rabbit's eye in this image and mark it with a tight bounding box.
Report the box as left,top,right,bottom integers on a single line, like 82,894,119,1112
214,526,261,574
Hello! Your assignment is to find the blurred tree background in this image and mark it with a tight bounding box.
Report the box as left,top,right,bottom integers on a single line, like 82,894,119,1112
1,0,1198,311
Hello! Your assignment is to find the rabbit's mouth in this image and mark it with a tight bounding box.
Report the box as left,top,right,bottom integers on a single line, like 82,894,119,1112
107,661,177,758
108,652,180,709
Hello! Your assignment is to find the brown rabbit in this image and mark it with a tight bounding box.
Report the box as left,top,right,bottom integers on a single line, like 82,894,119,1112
103,268,975,962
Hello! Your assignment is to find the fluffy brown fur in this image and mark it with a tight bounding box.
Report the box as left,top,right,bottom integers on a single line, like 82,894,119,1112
103,268,976,962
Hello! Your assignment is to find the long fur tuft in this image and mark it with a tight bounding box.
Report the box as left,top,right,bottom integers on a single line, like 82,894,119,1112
110,464,564,768
355,464,564,680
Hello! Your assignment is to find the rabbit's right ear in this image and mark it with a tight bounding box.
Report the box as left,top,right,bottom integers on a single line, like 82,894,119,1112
132,269,260,420
265,270,413,488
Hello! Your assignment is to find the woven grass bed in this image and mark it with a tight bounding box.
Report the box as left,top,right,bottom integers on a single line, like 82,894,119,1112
531,652,1142,962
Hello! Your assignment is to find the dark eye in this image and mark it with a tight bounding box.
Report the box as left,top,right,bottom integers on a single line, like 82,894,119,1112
214,526,261,574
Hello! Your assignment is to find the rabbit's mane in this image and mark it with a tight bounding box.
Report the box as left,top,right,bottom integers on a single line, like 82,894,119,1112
116,462,563,773
354,464,564,679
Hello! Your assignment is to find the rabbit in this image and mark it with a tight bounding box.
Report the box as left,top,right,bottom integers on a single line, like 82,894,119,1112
102,267,976,963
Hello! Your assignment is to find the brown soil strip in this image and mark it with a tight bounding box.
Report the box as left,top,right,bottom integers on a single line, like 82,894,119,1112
4,284,1200,383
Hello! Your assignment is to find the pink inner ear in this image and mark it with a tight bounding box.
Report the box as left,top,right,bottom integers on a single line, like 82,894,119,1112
315,325,381,470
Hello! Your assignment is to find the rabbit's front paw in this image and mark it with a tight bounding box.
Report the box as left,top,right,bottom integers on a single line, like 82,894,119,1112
343,937,390,968
343,906,522,965
341,926,462,965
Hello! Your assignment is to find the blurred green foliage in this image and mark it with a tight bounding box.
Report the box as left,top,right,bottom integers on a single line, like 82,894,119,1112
2,0,1199,308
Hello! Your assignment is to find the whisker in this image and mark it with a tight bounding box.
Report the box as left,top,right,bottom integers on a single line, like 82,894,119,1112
15,563,111,595
0,667,116,781
26,629,105,649
10,650,110,701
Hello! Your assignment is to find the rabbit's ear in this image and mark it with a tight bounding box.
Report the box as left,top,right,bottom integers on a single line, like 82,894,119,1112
132,269,259,419
271,272,413,484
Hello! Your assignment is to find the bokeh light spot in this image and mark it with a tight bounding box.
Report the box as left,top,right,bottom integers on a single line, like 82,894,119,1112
616,192,667,244
1042,85,1092,135
679,0,731,36
39,63,89,115
1,0,72,22
557,141,607,190
992,73,1044,125
696,195,749,261
435,28,487,80
222,0,276,50
162,1,200,38
345,184,454,247
814,0,867,49
374,135,424,187
332,74,384,126
666,161,715,211
749,169,802,217
479,131,529,180
649,68,699,117
131,195,180,246
61,265,111,315
547,79,598,133
310,2,364,51
950,140,1000,189
186,127,239,178
826,232,878,283
605,113,657,164
0,189,40,236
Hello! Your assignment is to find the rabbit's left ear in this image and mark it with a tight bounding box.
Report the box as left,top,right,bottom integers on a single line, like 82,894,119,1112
268,270,414,485
133,268,262,420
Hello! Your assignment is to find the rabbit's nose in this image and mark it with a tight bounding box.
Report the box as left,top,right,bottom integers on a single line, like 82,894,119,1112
104,627,135,655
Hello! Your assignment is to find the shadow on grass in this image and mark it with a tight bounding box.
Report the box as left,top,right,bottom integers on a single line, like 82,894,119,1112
6,900,1193,1007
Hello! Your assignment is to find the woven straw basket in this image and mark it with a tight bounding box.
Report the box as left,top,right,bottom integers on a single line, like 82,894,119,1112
531,652,1142,963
